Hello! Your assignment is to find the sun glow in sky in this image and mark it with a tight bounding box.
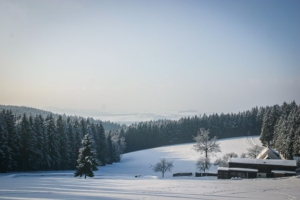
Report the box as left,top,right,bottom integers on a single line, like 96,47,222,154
1,0,299,117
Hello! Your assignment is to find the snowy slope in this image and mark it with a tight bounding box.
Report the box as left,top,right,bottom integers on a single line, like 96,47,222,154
98,136,262,177
0,136,299,200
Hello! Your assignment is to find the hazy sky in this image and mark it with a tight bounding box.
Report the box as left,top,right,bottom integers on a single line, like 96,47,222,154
1,0,299,117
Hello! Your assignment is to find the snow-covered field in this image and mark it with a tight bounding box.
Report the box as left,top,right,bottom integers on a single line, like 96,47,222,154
0,136,299,200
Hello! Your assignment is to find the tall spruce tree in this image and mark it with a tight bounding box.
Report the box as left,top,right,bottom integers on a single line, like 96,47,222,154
0,112,12,172
260,105,280,147
73,119,82,161
45,114,60,170
3,110,19,171
66,117,77,169
106,133,114,164
95,123,107,166
56,115,71,169
19,114,37,171
74,134,98,179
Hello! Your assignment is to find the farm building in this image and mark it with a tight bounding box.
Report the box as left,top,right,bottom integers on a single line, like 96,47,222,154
217,167,257,179
217,158,297,179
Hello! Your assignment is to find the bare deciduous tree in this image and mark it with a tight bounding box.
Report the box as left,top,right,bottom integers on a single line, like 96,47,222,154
196,157,211,172
214,152,238,167
152,158,174,178
247,145,263,158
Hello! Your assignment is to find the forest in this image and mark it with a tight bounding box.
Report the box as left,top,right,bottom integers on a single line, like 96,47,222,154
0,105,123,131
0,101,299,173
0,111,126,173
124,101,300,160
124,106,264,152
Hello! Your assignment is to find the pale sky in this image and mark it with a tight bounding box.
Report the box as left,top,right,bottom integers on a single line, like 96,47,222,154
1,0,299,117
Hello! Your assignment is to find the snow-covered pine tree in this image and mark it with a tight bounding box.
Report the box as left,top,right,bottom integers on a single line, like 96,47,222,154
56,115,71,170
33,115,44,169
260,105,280,147
74,134,98,179
111,132,126,162
73,119,82,161
18,113,38,171
95,123,107,166
293,106,300,157
106,133,114,164
66,117,77,169
38,114,51,170
0,112,12,172
28,115,42,170
3,110,19,171
45,114,61,170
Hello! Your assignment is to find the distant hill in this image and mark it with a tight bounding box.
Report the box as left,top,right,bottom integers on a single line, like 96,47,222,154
0,105,123,131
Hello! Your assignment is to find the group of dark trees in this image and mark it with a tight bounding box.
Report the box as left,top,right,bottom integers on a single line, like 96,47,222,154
124,106,265,153
1,101,299,174
124,101,300,160
260,101,300,159
0,105,123,131
0,110,126,173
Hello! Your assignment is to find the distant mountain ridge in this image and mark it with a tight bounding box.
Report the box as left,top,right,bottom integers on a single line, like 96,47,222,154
0,104,123,131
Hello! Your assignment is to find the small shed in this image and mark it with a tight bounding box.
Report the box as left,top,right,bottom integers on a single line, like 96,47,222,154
217,167,258,179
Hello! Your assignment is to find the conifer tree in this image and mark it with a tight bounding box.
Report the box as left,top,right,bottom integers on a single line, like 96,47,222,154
73,119,82,160
45,114,60,170
56,115,71,169
0,112,12,172
260,105,280,147
74,134,98,179
95,123,107,166
33,114,46,169
28,115,42,170
106,133,114,164
66,117,77,169
3,110,19,171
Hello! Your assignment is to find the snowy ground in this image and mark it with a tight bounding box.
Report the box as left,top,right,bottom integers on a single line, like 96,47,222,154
0,136,299,200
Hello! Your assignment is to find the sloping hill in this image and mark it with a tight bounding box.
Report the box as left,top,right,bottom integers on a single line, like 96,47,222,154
98,136,262,177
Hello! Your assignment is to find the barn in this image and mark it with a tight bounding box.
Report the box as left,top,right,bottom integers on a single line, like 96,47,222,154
217,158,297,179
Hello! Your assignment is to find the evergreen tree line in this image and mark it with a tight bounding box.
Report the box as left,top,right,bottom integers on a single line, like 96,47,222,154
260,101,300,159
124,106,265,153
0,109,126,173
0,105,123,131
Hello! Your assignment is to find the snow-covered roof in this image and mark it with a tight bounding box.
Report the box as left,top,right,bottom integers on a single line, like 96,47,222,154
256,147,281,159
271,170,296,174
218,167,258,172
228,158,297,167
